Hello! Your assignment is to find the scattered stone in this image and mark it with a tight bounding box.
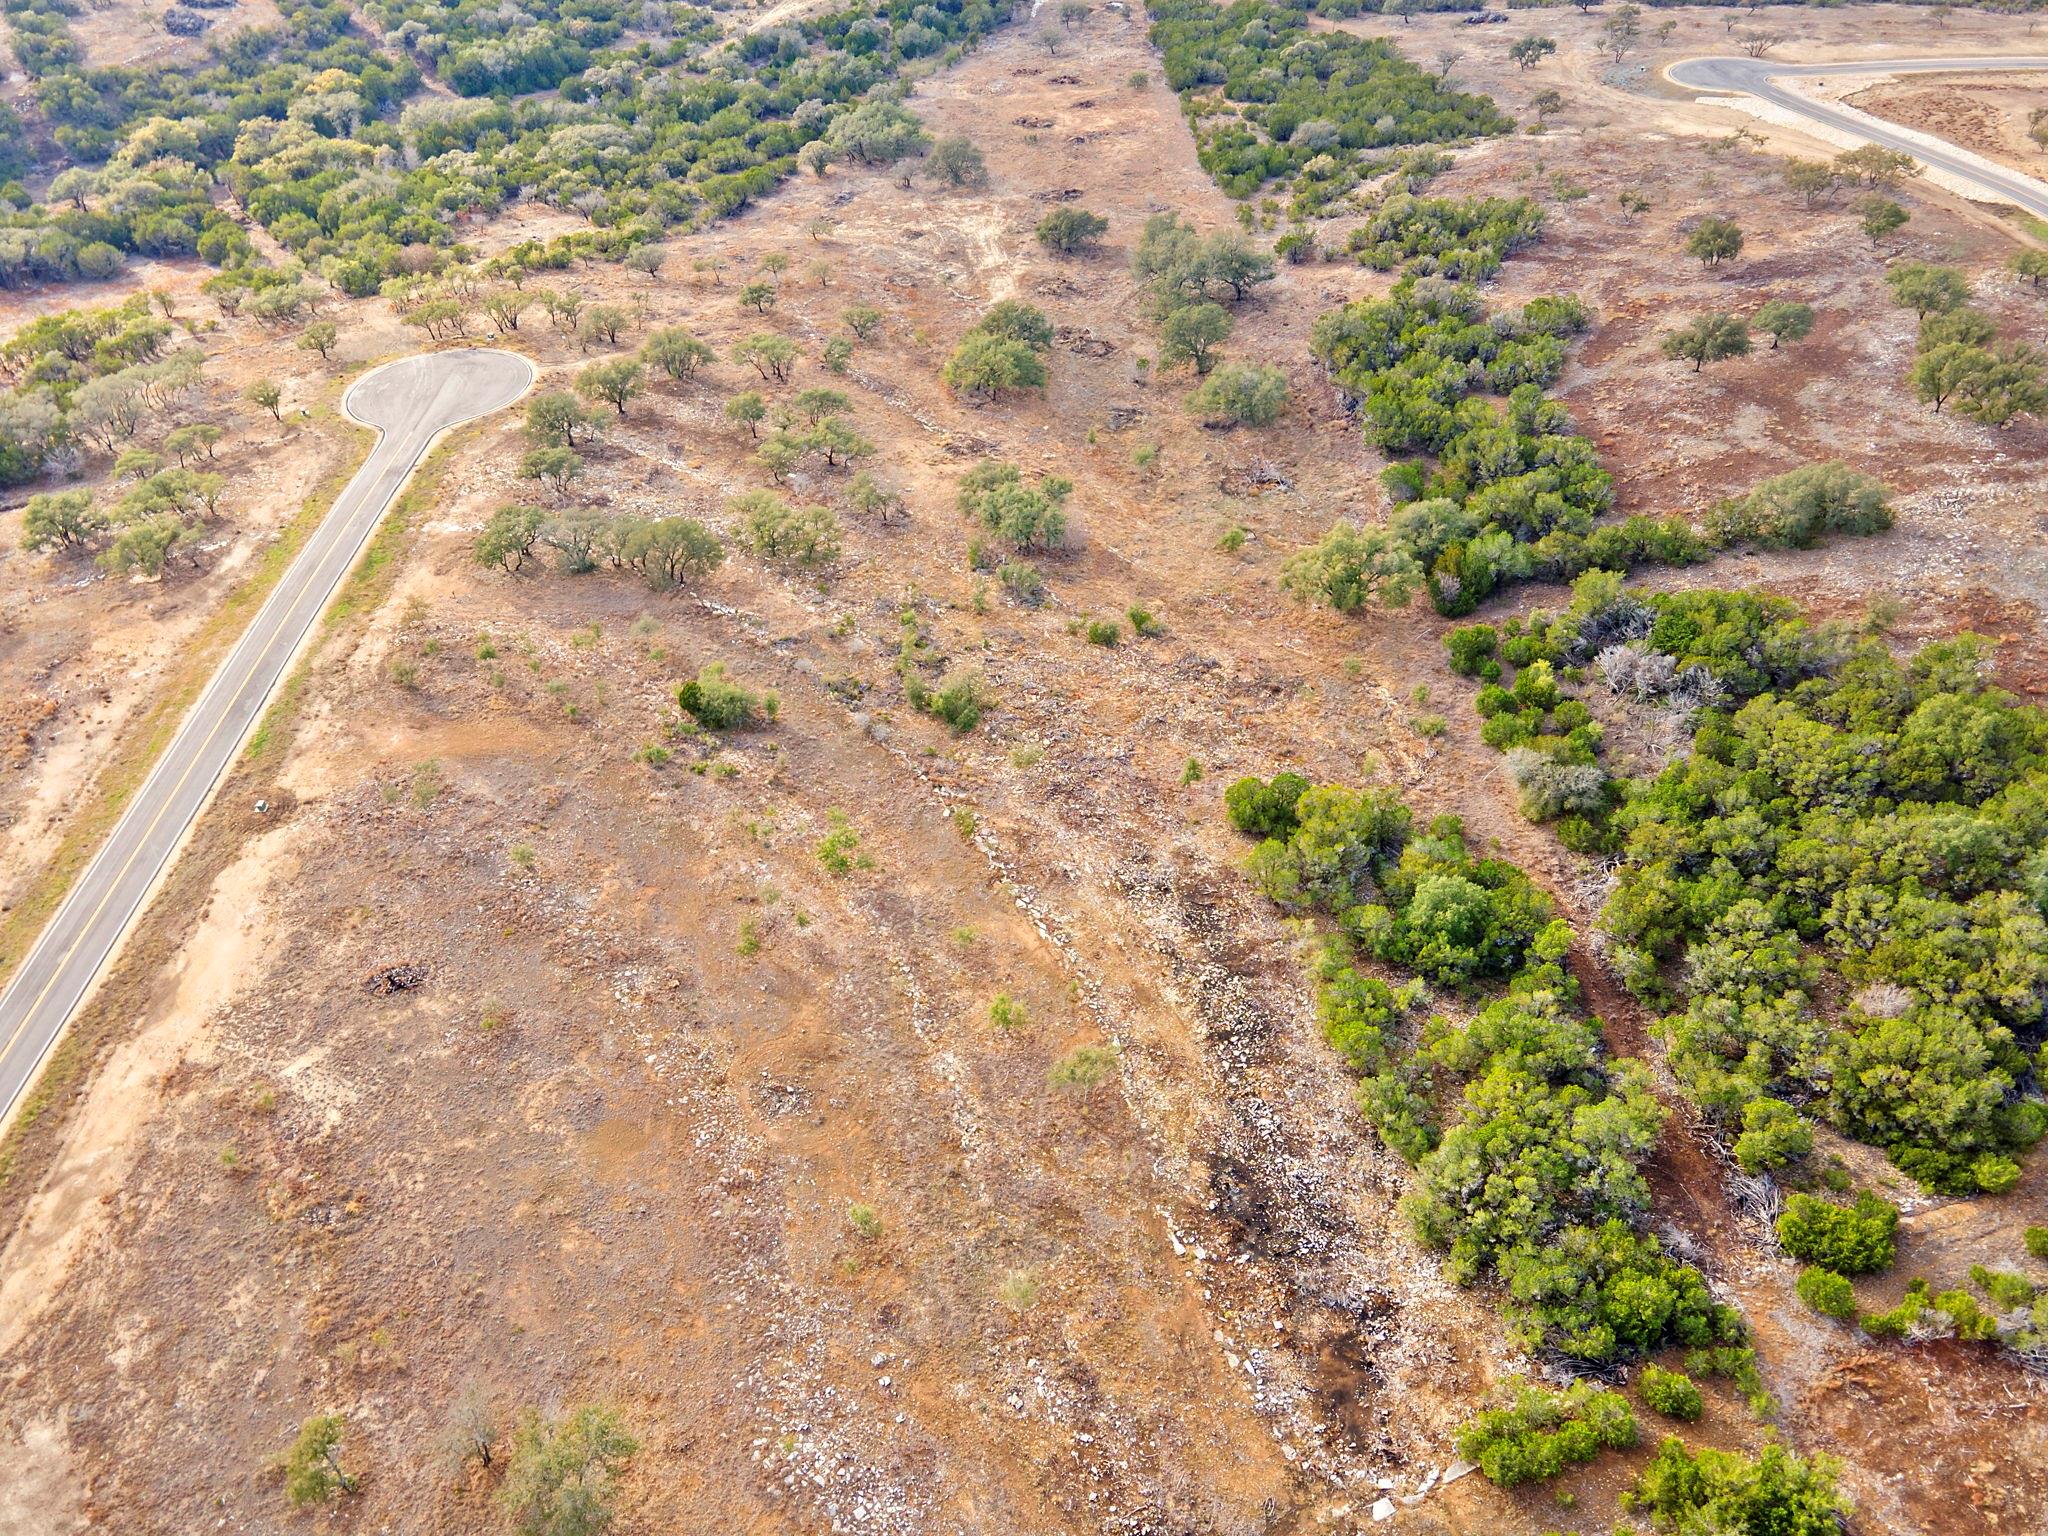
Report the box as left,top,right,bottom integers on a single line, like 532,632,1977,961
363,964,428,995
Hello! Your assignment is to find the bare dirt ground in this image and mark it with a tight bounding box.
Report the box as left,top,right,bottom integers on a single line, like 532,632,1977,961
2,7,2046,1535
1851,72,2048,179
58,0,282,71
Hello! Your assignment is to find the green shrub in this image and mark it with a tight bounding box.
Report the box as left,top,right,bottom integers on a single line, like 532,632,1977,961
1085,619,1120,646
926,672,992,733
1733,1097,1812,1175
1637,1366,1702,1422
1861,1278,1928,1338
1704,461,1893,549
816,811,870,875
1445,623,1498,676
677,662,775,730
1036,206,1109,254
1970,1264,2038,1311
1454,1379,1637,1488
1775,1193,1898,1276
1050,1043,1120,1090
2027,1226,2048,1261
1224,773,1309,839
1187,361,1290,426
1625,1440,1843,1533
1683,1345,1771,1419
1795,1266,1858,1323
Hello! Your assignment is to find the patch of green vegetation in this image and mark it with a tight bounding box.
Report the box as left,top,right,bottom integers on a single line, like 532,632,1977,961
1600,625,2048,1193
0,0,1012,297
1148,0,1510,211
1224,778,1749,1367
1454,1378,1636,1488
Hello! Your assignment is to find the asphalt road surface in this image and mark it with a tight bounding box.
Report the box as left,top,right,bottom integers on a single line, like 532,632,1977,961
1669,55,2048,220
0,348,532,1133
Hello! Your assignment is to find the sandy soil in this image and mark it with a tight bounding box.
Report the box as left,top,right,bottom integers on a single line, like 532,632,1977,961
1,7,2046,1536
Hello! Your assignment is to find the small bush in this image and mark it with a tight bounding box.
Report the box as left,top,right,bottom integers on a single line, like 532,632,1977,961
927,672,992,732
1733,1097,1812,1174
816,811,870,875
1224,773,1309,838
1445,623,1498,676
1085,618,1120,646
677,662,776,730
1455,1379,1638,1488
999,562,1046,605
1776,1192,1898,1276
1050,1043,1120,1090
1970,1264,2037,1311
1795,1266,1858,1323
989,993,1027,1032
1187,361,1290,426
1637,1367,1703,1422
2027,1226,2048,1261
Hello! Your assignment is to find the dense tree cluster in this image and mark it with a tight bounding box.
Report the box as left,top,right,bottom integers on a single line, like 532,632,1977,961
1439,471,1894,850
2,0,1011,294
364,0,640,96
474,502,724,589
1224,781,1753,1367
1300,274,1619,615
1,292,209,486
1343,193,1542,280
1147,0,1511,208
957,459,1071,550
1591,619,2048,1194
1127,211,1281,389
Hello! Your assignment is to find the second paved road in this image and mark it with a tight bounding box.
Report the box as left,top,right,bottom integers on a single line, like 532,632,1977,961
0,348,534,1132
1670,54,2048,222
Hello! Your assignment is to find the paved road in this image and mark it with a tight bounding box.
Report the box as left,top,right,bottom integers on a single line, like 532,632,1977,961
0,348,532,1133
1670,54,2048,221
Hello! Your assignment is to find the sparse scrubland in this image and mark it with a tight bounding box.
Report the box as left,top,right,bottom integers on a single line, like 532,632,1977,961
4,1,2048,1534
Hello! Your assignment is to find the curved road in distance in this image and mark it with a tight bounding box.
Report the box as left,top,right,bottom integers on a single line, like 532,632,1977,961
0,348,533,1132
1670,54,2048,221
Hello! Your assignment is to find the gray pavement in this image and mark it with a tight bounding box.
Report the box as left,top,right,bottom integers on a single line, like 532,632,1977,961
1668,55,2048,220
0,348,532,1133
